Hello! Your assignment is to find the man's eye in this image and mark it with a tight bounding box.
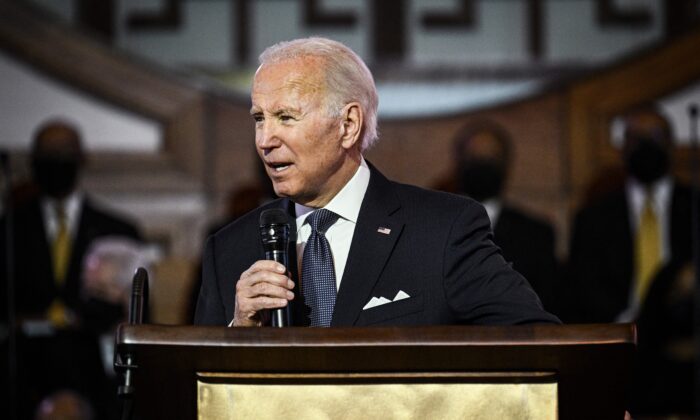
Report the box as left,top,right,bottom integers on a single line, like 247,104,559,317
253,115,264,123
280,115,294,122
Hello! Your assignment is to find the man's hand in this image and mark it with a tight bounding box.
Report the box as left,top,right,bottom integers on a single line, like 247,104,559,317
233,260,295,326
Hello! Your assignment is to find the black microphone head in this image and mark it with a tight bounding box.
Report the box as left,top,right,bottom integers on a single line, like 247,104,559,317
260,208,289,227
260,209,290,252
689,104,698,118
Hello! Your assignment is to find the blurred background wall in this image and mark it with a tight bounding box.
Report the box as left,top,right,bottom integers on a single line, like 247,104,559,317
1,0,699,324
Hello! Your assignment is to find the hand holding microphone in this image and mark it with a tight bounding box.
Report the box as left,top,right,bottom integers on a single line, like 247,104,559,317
259,209,292,327
231,209,295,327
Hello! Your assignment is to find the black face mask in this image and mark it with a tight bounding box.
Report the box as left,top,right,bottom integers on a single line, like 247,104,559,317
32,157,80,199
459,160,505,202
624,138,670,185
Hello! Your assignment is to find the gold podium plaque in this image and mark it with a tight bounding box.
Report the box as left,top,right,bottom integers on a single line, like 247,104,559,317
197,372,557,419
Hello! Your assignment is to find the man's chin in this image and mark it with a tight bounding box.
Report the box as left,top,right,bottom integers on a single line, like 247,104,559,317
271,184,293,200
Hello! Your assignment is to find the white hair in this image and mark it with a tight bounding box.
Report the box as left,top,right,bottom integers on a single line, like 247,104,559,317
259,37,379,151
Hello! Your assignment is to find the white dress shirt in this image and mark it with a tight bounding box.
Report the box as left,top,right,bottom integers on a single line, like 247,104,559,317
40,192,83,243
625,176,672,264
295,158,371,291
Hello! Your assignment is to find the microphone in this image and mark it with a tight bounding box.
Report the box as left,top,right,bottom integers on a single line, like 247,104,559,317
259,208,291,327
116,267,150,420
128,267,149,325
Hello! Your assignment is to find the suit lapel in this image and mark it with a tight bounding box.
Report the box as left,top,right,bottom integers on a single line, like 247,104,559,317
64,200,91,300
331,167,403,326
617,192,634,292
29,199,57,298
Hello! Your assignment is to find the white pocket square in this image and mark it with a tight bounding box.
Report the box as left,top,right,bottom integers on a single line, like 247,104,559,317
362,291,411,310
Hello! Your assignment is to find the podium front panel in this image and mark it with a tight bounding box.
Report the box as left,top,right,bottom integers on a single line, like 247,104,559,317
116,324,635,419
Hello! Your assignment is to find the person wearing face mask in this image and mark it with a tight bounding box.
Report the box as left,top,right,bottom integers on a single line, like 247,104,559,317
567,107,692,324
451,121,559,314
0,119,142,418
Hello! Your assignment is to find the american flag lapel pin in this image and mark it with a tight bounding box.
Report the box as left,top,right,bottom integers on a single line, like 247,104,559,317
377,227,391,235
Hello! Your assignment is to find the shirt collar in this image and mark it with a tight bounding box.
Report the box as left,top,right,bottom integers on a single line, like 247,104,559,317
295,157,370,225
41,191,83,220
481,198,502,227
626,175,672,210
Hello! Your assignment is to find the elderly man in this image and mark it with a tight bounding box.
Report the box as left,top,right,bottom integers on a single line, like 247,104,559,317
194,37,558,327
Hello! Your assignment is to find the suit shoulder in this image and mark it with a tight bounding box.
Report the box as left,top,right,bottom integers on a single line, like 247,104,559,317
393,182,476,212
499,206,554,235
83,198,142,239
212,199,286,243
574,188,627,221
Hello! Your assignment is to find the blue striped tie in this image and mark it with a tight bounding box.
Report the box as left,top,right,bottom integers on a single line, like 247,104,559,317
302,209,339,327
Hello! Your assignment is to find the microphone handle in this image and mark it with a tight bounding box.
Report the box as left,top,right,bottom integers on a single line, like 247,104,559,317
129,268,148,325
265,249,290,327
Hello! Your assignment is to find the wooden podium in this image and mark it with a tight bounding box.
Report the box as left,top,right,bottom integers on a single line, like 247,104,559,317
115,324,635,419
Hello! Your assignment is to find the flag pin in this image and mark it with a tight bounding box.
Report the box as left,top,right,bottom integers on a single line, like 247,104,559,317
377,227,391,235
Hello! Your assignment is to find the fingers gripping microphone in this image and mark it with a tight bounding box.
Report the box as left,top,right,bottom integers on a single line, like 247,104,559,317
260,209,291,327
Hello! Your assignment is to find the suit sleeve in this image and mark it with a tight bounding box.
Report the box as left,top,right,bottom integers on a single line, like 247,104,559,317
194,236,228,325
443,202,561,325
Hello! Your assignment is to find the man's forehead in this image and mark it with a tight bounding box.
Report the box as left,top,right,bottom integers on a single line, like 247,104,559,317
34,125,82,156
624,111,670,143
252,57,326,97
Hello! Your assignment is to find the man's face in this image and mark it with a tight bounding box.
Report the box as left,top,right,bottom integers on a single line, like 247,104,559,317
457,131,507,202
622,111,672,185
251,57,349,207
31,125,83,199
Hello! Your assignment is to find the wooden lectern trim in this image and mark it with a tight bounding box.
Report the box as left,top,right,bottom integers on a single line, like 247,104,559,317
117,323,636,348
196,371,559,384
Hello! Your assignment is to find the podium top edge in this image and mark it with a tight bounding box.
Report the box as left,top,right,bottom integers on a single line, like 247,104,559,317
116,323,637,348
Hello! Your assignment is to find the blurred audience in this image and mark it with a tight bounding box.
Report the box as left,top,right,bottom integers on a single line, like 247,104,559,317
34,389,94,420
568,107,692,323
1,119,143,418
632,261,695,416
568,106,695,417
435,120,559,314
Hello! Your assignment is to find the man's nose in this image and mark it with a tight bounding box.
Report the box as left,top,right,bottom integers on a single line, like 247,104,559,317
257,122,280,151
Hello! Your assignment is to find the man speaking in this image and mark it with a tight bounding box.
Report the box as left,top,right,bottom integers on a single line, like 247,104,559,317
194,37,559,327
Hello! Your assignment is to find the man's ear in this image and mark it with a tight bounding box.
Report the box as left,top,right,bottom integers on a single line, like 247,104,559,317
339,102,363,150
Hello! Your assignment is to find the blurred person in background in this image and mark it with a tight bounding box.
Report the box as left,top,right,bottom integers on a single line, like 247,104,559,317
632,260,695,415
0,119,143,418
436,121,559,314
34,389,94,420
567,106,694,416
568,107,692,323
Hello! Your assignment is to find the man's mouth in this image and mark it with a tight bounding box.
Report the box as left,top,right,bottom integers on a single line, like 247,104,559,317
269,162,291,173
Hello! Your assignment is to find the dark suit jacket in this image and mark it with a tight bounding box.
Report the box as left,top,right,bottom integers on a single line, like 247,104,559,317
2,194,141,332
493,206,558,314
195,166,559,326
567,182,692,323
